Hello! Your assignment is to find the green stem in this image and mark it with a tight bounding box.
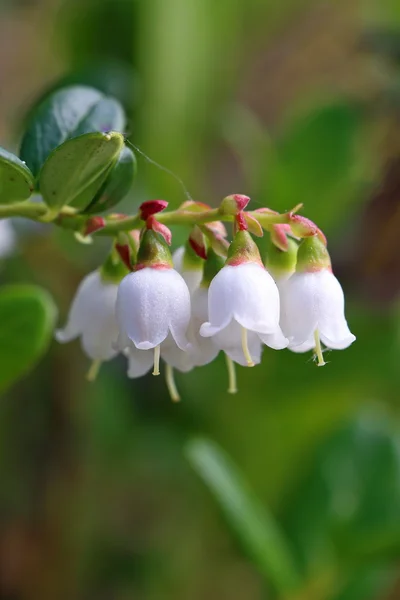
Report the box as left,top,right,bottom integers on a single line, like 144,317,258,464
0,201,290,236
0,200,47,219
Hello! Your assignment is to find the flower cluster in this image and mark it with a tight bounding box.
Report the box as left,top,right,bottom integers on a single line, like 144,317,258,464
56,196,355,400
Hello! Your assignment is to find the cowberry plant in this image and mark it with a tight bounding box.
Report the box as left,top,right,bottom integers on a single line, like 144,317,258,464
0,85,355,400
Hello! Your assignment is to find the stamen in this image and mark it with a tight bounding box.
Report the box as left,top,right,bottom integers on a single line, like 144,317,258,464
313,330,326,367
225,354,238,394
152,345,161,376
86,359,102,382
241,327,255,367
165,364,180,402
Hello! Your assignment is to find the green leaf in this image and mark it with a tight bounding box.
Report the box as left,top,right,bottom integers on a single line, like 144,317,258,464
84,145,136,213
0,147,34,204
39,131,125,212
186,437,301,594
0,285,57,395
20,85,126,176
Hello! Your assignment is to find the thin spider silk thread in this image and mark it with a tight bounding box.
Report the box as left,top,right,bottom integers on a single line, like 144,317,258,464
125,139,193,202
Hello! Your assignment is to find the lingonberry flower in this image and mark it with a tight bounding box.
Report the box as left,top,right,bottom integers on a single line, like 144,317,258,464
200,230,288,366
0,220,16,258
279,236,356,364
116,229,191,375
55,270,119,368
172,242,203,294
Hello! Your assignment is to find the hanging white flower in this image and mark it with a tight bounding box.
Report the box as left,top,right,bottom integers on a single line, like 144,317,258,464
116,267,191,351
279,237,355,363
116,230,191,376
200,231,288,366
172,245,203,294
0,220,16,258
55,270,119,361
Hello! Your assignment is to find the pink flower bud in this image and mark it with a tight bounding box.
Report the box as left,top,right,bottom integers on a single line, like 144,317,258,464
115,243,133,271
220,194,250,215
83,216,106,236
188,226,207,260
270,224,290,251
140,199,168,220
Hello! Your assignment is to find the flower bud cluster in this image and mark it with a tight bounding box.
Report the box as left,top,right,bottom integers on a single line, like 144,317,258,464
56,197,355,399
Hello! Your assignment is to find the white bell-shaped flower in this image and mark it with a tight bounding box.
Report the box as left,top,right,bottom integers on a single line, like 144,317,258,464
116,268,191,352
116,230,191,363
172,245,203,294
56,270,119,361
279,237,355,363
280,270,356,350
200,231,288,366
0,220,16,258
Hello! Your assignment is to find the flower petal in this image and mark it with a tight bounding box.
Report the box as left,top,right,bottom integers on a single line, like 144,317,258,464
116,268,191,350
258,327,288,350
288,338,315,353
124,346,154,378
56,270,119,360
161,334,194,373
316,270,356,350
279,272,318,345
204,263,281,337
212,320,262,366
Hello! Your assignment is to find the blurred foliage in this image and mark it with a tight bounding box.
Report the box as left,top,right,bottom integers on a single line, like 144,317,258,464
0,0,399,599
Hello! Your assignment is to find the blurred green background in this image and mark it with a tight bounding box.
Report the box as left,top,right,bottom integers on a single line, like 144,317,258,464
0,0,400,598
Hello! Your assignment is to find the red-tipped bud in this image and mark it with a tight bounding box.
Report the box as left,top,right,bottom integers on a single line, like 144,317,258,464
244,213,263,237
288,214,318,238
146,215,172,245
270,224,291,251
204,219,227,238
83,216,106,236
140,199,168,220
220,194,250,215
189,225,207,260
115,243,133,271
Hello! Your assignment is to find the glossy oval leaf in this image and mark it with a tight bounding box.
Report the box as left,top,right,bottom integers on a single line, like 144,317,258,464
85,145,136,214
39,131,124,211
0,285,57,395
186,437,301,594
0,147,34,204
20,86,126,176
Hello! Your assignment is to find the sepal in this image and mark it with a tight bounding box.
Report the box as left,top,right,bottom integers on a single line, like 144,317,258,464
226,230,262,266
265,236,298,281
296,236,331,273
135,229,173,270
